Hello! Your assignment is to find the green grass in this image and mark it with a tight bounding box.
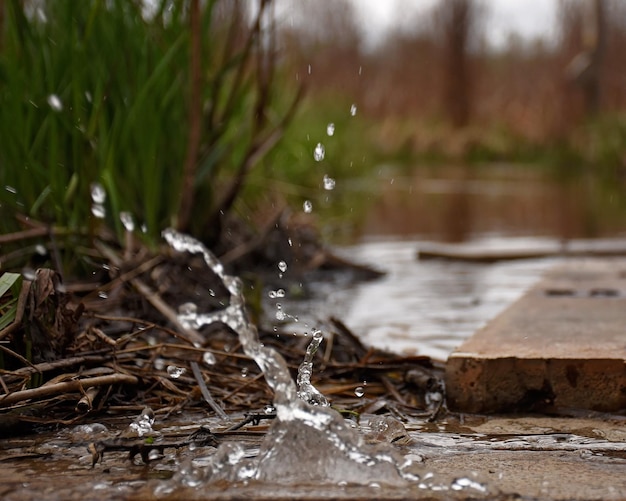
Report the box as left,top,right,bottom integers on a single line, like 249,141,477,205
0,0,300,270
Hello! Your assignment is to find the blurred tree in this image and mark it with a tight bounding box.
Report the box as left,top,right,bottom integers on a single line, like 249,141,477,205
564,0,606,115
437,0,478,128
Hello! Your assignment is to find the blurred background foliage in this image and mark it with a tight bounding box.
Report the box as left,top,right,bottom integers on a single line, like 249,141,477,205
1,0,626,274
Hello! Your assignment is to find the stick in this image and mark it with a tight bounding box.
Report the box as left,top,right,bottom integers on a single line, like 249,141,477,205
0,373,138,407
95,242,205,346
190,361,228,420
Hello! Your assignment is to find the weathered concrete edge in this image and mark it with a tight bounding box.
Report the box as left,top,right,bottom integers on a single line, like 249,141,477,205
445,355,626,413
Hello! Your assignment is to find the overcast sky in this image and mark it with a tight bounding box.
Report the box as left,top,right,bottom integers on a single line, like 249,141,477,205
349,0,559,49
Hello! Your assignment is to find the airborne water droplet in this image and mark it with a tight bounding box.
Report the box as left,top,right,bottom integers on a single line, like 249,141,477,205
313,143,325,161
203,351,216,366
303,200,313,213
91,204,106,219
119,211,135,232
167,365,186,379
323,174,336,191
47,94,63,112
326,123,335,136
90,183,106,204
278,261,287,273
354,386,365,398
275,303,286,321
350,104,357,116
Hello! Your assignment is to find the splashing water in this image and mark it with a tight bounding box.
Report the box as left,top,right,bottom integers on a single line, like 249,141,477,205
303,200,313,213
326,123,335,136
296,329,329,406
161,229,419,487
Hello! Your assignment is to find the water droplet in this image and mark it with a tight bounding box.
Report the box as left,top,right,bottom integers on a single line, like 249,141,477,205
85,91,92,103
5,185,17,194
35,244,47,255
241,367,248,378
90,182,106,204
350,103,357,116
326,123,335,136
276,288,285,298
323,174,336,190
91,204,105,218
208,289,216,297
47,94,63,112
264,404,276,414
203,351,216,366
167,365,186,379
303,200,313,213
275,304,286,321
451,477,487,493
154,358,165,371
119,211,135,232
268,290,277,299
278,261,287,273
313,143,325,161
354,386,365,397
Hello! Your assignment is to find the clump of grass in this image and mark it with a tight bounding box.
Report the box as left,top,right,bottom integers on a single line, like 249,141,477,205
0,0,300,271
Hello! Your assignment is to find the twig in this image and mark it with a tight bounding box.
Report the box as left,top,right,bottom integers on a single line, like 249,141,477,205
190,361,228,420
95,242,205,346
0,373,138,408
76,386,100,413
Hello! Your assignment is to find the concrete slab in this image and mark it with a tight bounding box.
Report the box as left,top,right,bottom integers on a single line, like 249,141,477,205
446,259,626,413
417,238,626,262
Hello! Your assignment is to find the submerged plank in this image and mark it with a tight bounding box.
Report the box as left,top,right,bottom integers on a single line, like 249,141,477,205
445,259,626,412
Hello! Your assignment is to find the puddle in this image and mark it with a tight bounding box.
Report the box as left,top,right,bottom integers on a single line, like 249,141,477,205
273,236,557,360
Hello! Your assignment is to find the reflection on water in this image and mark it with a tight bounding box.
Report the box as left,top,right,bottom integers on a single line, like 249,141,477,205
347,165,626,242
334,238,556,360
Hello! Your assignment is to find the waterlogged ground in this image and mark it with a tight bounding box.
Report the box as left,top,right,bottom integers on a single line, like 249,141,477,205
2,235,626,500
2,411,626,500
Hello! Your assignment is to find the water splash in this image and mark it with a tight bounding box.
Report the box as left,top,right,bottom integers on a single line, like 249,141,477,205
162,228,298,408
296,329,329,406
160,230,436,488
326,123,335,136
127,407,155,438
303,200,313,213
